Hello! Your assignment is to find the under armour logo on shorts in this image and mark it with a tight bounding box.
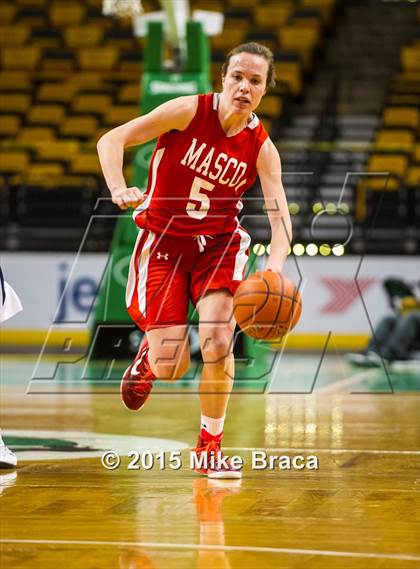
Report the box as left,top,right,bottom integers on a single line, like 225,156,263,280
157,252,169,260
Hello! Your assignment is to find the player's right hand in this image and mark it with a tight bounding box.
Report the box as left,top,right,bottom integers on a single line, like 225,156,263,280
111,186,145,210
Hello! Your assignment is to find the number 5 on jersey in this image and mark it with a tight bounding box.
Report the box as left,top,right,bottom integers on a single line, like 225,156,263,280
186,176,215,220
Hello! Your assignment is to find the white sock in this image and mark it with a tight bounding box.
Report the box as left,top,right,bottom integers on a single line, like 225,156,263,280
201,414,225,437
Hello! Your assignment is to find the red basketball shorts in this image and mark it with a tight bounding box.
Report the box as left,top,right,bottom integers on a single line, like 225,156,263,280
126,226,251,331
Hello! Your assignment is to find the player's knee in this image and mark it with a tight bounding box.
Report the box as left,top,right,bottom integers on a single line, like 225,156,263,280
201,332,232,363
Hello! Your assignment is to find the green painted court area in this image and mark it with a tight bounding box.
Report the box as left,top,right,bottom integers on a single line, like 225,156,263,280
2,353,419,394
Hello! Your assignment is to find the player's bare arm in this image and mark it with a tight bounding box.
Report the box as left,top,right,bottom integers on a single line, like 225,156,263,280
97,95,199,210
257,138,292,273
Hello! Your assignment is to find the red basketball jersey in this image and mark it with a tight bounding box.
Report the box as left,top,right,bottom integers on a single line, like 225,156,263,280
133,93,268,236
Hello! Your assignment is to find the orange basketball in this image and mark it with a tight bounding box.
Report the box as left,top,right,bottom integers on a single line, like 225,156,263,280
233,271,302,340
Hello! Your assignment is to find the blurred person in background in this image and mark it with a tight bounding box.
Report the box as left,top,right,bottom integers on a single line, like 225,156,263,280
347,278,420,367
0,266,22,468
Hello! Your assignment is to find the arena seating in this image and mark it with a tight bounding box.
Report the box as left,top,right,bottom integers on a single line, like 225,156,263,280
0,0,336,250
356,37,420,231
1,0,418,254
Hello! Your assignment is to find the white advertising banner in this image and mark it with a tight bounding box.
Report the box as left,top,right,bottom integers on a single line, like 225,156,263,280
1,253,108,330
0,253,418,334
283,255,419,334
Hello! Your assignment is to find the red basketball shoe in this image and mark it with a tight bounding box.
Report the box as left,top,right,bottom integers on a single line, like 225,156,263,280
120,339,156,411
192,436,242,479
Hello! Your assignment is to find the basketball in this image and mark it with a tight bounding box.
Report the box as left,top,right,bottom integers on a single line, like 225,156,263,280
233,271,302,340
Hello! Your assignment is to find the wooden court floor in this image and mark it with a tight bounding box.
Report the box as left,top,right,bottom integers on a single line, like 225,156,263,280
0,354,419,568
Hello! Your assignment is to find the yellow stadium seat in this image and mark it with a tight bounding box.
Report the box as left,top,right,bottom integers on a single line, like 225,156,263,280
211,62,223,91
66,72,106,89
0,116,21,137
50,2,86,26
401,46,420,73
17,6,48,26
35,140,80,162
27,105,66,127
375,130,415,153
278,28,319,69
246,32,278,54
13,172,94,189
64,25,103,48
70,153,103,175
392,71,420,83
0,25,30,47
387,94,420,106
72,94,112,114
390,73,420,95
211,29,246,54
117,82,141,104
254,4,293,28
367,154,408,189
382,107,420,128
2,139,53,155
0,4,17,24
222,19,251,39
30,29,63,49
38,70,75,82
406,166,420,187
413,144,420,163
41,53,76,73
259,117,272,136
107,69,141,83
274,61,302,96
37,83,77,103
78,48,119,71
29,162,65,177
91,127,109,143
369,154,408,175
0,71,32,91
225,13,251,32
0,151,30,174
0,93,31,113
292,15,323,32
1,47,41,70
17,127,56,142
104,105,139,126
118,52,143,74
279,26,320,51
60,116,98,137
103,30,137,50
257,95,283,120
356,154,409,219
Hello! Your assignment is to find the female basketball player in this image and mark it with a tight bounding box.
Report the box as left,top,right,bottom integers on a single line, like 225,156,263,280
97,42,292,478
